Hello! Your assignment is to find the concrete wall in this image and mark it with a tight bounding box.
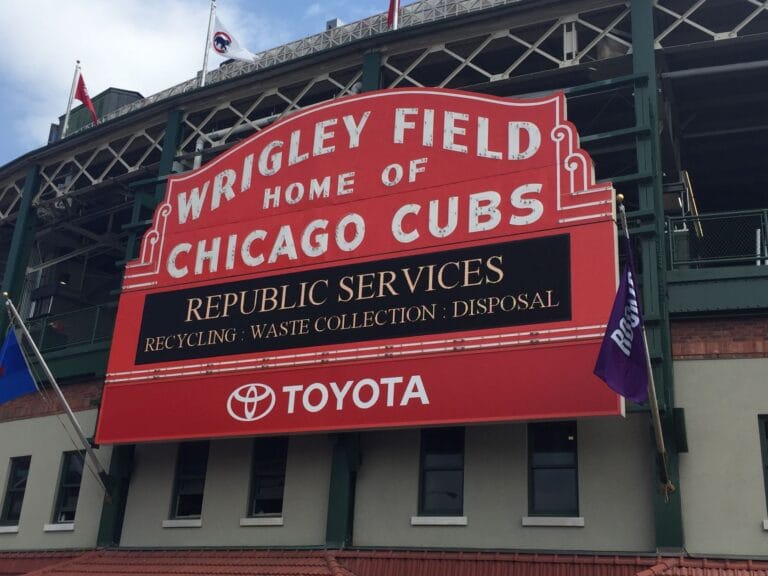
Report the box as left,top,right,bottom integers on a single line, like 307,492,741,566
2,365,765,555
352,417,654,551
675,358,768,556
0,409,111,550
119,434,332,547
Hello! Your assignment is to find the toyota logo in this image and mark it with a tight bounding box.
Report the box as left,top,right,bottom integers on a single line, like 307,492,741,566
227,383,276,422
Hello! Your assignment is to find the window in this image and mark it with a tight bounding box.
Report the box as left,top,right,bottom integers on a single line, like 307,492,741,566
419,428,464,516
53,451,84,523
760,416,768,515
1,456,31,525
248,437,288,516
528,421,578,516
171,441,209,519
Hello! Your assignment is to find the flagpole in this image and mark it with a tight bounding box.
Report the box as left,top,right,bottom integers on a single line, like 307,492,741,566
3,294,111,499
388,0,400,30
61,61,81,139
200,0,216,87
392,2,399,31
616,196,674,494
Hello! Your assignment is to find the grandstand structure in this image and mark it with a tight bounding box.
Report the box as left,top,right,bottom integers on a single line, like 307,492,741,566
0,0,767,573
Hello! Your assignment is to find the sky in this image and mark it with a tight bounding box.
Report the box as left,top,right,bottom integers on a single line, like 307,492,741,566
0,0,406,168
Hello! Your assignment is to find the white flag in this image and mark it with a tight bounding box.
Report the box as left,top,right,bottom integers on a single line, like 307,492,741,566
211,16,256,62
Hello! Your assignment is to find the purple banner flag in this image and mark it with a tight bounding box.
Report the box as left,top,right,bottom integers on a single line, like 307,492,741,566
594,256,649,404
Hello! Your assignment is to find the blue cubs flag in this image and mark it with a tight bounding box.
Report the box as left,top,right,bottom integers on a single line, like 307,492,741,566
0,329,37,404
594,248,649,404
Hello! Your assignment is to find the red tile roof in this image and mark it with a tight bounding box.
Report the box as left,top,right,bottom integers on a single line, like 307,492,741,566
340,550,662,576
338,551,768,576
18,550,356,576
0,551,84,575
1,550,767,576
637,558,768,576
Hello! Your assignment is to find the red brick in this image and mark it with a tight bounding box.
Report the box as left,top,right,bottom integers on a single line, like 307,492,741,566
671,318,768,360
0,380,104,424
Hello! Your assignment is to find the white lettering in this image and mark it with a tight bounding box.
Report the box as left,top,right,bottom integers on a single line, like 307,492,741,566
508,121,541,160
211,169,236,211
301,219,329,258
401,375,429,406
353,378,380,409
394,108,418,144
443,111,469,153
177,182,209,224
509,183,544,225
274,375,428,416
313,119,337,156
167,243,192,278
303,383,329,413
343,112,370,148
195,237,220,275
336,213,365,252
269,225,299,263
258,140,283,176
283,384,302,414
469,191,501,232
392,203,420,243
330,380,354,410
380,376,403,407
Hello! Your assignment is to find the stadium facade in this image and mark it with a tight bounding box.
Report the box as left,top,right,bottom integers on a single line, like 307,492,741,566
0,1,767,574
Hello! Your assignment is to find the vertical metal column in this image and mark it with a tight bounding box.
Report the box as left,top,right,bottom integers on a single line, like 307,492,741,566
96,445,134,546
361,52,383,92
99,108,185,545
123,109,184,262
0,165,40,334
630,0,683,550
323,54,382,547
325,434,361,547
154,109,185,203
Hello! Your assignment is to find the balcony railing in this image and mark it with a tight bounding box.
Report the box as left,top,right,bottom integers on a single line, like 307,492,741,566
27,305,116,353
667,210,768,270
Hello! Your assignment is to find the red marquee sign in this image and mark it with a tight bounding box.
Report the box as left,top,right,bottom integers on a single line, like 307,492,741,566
96,88,620,444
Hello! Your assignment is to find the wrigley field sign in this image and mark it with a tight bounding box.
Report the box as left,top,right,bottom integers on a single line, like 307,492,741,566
96,88,621,444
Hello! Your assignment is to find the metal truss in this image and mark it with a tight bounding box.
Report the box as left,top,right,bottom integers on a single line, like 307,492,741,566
177,65,363,160
654,0,768,47
2,0,767,265
33,124,166,221
0,172,26,223
95,0,520,129
0,0,637,232
382,3,632,88
53,0,768,135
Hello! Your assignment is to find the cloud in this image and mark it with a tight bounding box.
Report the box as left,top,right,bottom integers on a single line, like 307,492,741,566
0,0,411,165
0,0,290,162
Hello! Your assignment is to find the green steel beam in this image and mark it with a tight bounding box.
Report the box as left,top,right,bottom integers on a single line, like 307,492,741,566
155,109,184,202
43,341,110,379
0,165,40,335
124,109,184,262
127,174,170,190
361,52,383,92
107,109,184,544
97,444,135,546
631,0,683,550
600,172,653,185
325,434,361,547
580,126,650,144
668,269,768,314
564,73,648,96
